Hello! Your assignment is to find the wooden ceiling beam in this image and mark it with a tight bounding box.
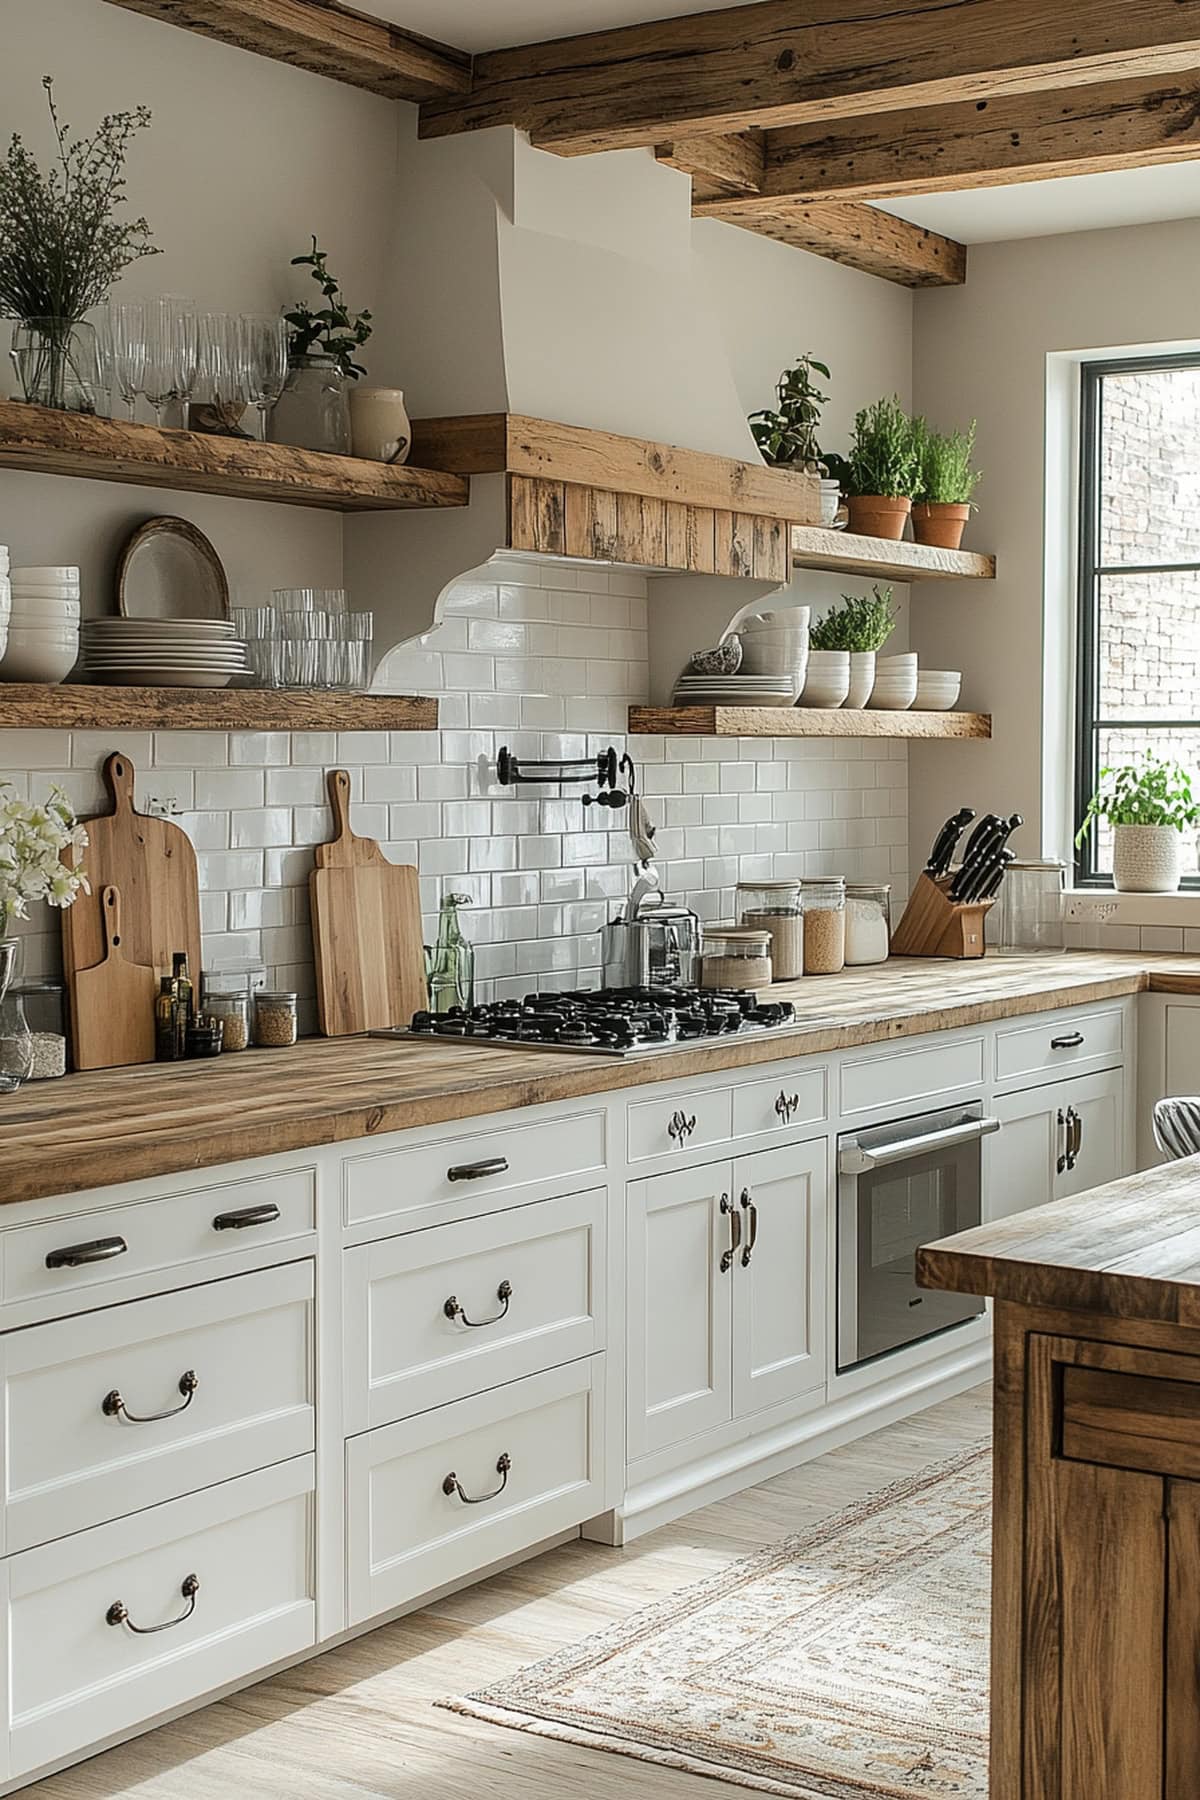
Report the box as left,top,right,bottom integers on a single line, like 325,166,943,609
655,133,764,200
418,1,1200,154
754,72,1200,201
695,198,967,288
103,0,471,102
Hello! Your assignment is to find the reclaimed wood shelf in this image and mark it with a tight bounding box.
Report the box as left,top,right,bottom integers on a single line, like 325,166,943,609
629,706,992,739
0,686,438,732
790,525,995,583
0,403,470,512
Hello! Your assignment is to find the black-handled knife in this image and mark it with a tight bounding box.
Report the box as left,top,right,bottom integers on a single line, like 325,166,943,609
926,807,975,878
951,811,1023,901
955,813,1002,874
960,845,1017,904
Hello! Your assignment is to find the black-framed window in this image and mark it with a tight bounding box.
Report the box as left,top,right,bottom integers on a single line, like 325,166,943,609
1075,353,1200,886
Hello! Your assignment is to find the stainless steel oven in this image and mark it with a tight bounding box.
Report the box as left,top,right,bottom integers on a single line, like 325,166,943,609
836,1102,998,1374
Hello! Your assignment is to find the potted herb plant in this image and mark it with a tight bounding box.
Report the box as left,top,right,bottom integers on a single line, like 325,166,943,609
0,77,157,412
1076,757,1200,893
911,418,982,550
748,353,840,524
271,238,373,456
807,585,897,708
840,397,919,540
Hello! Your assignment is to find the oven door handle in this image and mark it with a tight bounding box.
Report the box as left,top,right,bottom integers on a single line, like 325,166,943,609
839,1115,1001,1175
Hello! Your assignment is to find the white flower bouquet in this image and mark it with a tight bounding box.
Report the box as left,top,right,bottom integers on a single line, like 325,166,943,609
0,783,89,936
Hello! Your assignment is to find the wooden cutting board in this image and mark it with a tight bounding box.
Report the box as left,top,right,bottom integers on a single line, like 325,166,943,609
72,886,157,1070
62,751,202,1050
310,769,426,1036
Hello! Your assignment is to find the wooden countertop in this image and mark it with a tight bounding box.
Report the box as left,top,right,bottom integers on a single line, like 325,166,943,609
917,1157,1200,1327
10,950,1200,1209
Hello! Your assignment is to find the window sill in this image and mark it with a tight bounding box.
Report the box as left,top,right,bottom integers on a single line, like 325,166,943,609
1065,890,1200,926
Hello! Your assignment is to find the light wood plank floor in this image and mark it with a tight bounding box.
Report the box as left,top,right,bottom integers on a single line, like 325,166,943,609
35,1385,990,1799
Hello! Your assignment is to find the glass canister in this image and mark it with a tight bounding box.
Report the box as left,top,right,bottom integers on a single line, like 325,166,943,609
269,353,352,455
0,988,34,1091
995,859,1067,952
736,879,804,980
8,978,66,1079
844,884,892,966
799,878,847,974
208,993,250,1052
701,925,774,990
253,991,299,1048
426,893,475,1014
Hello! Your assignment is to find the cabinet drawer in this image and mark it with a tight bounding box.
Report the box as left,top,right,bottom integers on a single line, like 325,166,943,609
344,1190,606,1432
2,1169,314,1310
0,1263,314,1555
6,1455,315,1780
732,1066,826,1140
840,1036,985,1116
344,1111,606,1233
1061,1364,1200,1480
995,1006,1125,1089
627,1087,733,1162
346,1356,605,1626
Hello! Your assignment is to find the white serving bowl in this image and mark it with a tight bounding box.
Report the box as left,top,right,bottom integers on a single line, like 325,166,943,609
737,630,810,678
913,669,962,710
875,653,918,674
867,676,918,710
11,584,81,601
796,648,850,708
1,637,77,682
10,596,80,621
10,566,79,583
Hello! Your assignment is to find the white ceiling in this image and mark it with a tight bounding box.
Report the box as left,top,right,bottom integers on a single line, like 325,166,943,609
391,0,766,52
877,162,1200,244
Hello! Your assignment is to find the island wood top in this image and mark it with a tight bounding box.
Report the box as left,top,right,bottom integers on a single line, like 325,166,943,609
7,950,1200,1209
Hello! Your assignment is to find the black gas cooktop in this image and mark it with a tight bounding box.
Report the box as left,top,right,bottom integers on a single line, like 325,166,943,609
377,986,797,1057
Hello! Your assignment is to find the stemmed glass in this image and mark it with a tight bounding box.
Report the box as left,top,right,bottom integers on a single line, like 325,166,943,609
170,300,200,430
239,314,289,441
105,300,147,421
142,297,177,427
198,312,246,429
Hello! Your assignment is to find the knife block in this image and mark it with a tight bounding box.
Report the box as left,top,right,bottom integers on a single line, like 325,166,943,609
889,872,993,960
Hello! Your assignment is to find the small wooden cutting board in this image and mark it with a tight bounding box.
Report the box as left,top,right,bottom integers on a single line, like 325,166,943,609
73,885,157,1070
310,769,426,1036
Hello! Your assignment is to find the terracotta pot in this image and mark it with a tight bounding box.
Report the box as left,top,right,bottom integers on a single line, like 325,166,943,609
912,502,971,550
845,495,911,541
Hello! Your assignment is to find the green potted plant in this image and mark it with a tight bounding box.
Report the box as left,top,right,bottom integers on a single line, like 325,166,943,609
1076,756,1200,893
911,418,982,550
748,353,840,524
0,77,157,412
808,585,897,707
841,397,919,540
271,238,373,456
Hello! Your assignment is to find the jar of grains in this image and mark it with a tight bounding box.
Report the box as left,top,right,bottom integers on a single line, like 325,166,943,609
736,879,804,981
844,884,891,965
208,992,251,1051
701,926,774,990
799,878,846,974
253,991,299,1048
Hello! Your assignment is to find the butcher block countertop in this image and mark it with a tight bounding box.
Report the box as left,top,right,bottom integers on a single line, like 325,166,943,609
9,950,1200,1209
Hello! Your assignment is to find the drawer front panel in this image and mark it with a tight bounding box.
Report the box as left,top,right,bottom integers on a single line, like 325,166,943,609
344,1111,607,1231
344,1190,606,1433
346,1357,605,1626
7,1455,315,1779
3,1169,314,1309
1061,1365,1200,1480
0,1263,314,1555
840,1036,985,1117
995,1006,1125,1089
731,1067,827,1140
627,1088,733,1163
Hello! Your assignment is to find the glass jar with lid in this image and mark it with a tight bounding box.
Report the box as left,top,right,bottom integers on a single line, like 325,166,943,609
701,925,774,990
844,883,891,966
208,992,250,1051
253,991,299,1048
799,878,846,974
735,879,804,981
995,860,1067,952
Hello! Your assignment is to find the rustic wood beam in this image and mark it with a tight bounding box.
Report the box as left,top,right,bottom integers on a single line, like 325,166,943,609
655,133,765,200
695,198,966,288
754,73,1200,201
418,1,1200,154
103,0,471,102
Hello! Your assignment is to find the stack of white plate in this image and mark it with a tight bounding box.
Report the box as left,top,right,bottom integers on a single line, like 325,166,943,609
82,618,250,688
3,566,81,683
673,672,801,708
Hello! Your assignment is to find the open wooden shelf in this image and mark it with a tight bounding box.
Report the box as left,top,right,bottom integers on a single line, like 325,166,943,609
629,706,991,739
0,686,438,732
790,525,995,583
0,403,469,512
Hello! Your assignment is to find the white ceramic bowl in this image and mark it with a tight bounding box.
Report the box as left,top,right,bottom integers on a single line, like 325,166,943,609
867,675,918,710
10,596,80,620
737,630,810,678
913,670,962,710
875,653,918,674
1,638,78,682
9,566,79,583
796,648,850,708
10,584,81,601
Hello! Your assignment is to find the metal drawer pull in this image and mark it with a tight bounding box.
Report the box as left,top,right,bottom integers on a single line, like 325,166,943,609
107,1573,199,1633
444,1280,513,1328
775,1091,799,1123
668,1109,697,1144
740,1188,759,1267
212,1203,281,1231
103,1370,198,1423
1051,1031,1085,1050
719,1192,741,1273
447,1157,509,1182
45,1236,128,1270
442,1453,512,1505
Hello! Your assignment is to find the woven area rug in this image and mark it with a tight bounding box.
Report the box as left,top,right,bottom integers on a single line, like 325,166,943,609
443,1442,991,1798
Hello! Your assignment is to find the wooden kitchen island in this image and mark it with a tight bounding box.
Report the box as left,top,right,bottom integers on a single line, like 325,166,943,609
917,1159,1200,1800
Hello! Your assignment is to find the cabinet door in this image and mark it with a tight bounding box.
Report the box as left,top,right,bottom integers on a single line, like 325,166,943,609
626,1162,734,1462
1056,1067,1126,1199
986,1088,1059,1222
732,1138,827,1418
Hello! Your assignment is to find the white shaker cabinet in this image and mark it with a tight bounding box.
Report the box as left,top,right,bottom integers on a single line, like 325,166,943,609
732,1138,827,1419
986,1068,1127,1220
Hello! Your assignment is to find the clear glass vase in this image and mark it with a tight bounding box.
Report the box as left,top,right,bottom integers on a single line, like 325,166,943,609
9,318,100,413
268,354,351,455
0,941,31,1094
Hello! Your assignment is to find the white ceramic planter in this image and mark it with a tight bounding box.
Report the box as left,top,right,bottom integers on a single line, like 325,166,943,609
844,651,876,709
1112,824,1183,893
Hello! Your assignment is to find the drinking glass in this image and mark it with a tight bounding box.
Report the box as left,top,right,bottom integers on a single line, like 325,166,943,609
143,298,176,426
169,299,200,429
239,314,289,442
198,312,246,425
105,300,147,421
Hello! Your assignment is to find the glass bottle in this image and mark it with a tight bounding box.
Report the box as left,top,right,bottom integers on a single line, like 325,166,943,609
426,893,475,1014
156,975,184,1062
172,952,195,1025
